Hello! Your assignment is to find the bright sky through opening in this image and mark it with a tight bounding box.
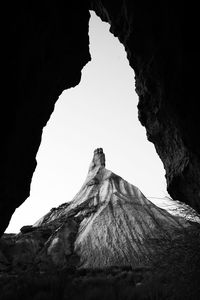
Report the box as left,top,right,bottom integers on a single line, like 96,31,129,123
6,11,168,233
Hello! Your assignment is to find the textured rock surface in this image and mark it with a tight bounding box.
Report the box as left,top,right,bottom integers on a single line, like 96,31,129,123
1,1,199,235
0,2,91,236
148,197,200,224
90,1,200,213
0,149,193,273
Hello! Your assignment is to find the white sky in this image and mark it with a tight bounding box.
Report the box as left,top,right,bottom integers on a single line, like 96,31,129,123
6,12,168,233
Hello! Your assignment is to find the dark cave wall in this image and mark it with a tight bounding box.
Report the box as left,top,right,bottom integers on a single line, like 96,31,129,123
0,2,91,236
91,1,200,212
0,1,199,235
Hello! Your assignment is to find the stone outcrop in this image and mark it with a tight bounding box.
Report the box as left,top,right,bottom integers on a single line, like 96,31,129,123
148,197,200,224
1,1,199,235
0,149,194,273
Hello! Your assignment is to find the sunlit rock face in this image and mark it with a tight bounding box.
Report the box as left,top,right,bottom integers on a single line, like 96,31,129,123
148,197,200,224
0,149,193,272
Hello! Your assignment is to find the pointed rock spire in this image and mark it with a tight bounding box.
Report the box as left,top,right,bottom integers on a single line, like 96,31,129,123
89,148,105,171
94,148,105,166
86,148,106,186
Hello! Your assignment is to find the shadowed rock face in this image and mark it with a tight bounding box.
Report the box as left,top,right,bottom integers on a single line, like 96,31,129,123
0,149,192,272
0,2,91,236
1,1,199,235
90,1,200,212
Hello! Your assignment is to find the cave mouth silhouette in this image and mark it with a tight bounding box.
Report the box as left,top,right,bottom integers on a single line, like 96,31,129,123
5,11,168,234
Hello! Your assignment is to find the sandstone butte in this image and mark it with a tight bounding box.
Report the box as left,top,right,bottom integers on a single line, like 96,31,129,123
0,148,197,273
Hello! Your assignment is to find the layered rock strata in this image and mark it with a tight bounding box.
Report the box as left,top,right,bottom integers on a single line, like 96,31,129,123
0,149,193,273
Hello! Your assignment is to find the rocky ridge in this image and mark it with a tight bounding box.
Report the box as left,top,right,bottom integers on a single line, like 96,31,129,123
0,149,195,274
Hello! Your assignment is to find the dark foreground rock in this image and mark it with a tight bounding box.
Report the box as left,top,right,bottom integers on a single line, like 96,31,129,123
0,246,200,300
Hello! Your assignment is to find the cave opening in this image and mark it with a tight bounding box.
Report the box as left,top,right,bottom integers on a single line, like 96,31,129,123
6,11,168,233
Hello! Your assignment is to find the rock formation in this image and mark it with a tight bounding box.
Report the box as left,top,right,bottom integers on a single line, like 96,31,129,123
1,1,199,236
148,197,200,224
0,149,194,273
90,1,200,213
